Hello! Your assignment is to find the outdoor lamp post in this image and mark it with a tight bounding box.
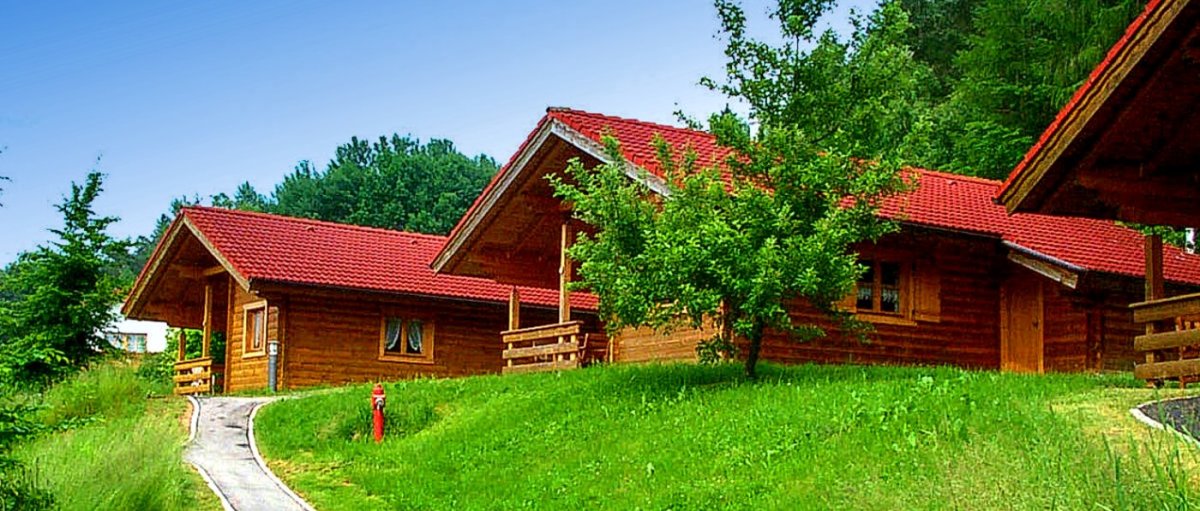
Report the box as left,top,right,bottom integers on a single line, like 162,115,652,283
267,340,279,393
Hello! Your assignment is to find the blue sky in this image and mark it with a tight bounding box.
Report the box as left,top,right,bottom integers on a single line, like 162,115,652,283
0,0,874,263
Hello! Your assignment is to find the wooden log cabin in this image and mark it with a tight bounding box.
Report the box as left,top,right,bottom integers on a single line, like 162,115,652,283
433,106,1200,373
121,206,600,394
997,0,1200,383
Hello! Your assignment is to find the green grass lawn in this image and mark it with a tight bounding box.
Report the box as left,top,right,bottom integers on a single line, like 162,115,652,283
255,362,1200,510
10,361,219,511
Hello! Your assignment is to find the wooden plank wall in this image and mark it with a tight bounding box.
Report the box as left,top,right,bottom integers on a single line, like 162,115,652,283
224,283,274,393
1042,282,1091,372
613,323,714,363
760,236,1004,369
1101,301,1143,371
281,292,594,389
608,230,1152,374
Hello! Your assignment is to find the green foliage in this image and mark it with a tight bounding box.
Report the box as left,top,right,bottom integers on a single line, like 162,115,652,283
9,362,211,511
555,0,913,377
137,329,225,386
271,136,498,234
896,0,1144,178
255,363,1195,510
704,0,938,161
126,135,498,280
35,363,167,430
0,396,53,511
0,172,128,383
211,181,268,212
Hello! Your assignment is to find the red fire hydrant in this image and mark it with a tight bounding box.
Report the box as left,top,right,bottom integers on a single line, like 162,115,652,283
371,383,386,443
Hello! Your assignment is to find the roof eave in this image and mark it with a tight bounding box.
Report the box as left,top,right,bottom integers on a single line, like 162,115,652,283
431,117,671,276
997,0,1181,213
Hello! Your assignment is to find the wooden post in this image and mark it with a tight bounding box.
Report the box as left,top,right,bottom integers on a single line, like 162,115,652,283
508,287,521,331
177,329,187,362
201,282,213,359
1146,234,1164,302
1145,234,1164,368
559,221,572,324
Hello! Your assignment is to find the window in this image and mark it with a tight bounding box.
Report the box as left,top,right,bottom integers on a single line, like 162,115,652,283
243,303,267,357
840,253,941,325
105,332,148,353
857,260,904,314
380,317,434,363
126,334,147,353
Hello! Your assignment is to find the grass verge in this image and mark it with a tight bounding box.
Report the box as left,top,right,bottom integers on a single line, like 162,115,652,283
256,362,1200,510
9,360,219,511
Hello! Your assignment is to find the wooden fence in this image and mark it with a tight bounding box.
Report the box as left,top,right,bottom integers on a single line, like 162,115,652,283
1132,291,1200,386
173,357,223,395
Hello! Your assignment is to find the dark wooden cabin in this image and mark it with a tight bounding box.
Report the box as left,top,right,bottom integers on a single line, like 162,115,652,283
122,206,598,394
434,107,1200,373
998,0,1200,382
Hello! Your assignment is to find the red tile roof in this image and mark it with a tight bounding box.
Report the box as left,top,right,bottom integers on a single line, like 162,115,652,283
547,108,732,177
180,206,597,309
547,108,1200,285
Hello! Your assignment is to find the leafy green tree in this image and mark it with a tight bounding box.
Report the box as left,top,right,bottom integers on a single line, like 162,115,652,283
898,0,980,91
271,135,498,234
211,182,268,212
552,0,913,378
911,0,1143,177
703,1,938,164
0,172,128,382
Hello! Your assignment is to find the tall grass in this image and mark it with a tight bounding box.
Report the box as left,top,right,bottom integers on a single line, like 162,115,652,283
9,360,216,511
256,362,1199,510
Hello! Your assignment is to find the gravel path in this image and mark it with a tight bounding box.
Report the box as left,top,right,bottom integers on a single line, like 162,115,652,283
185,397,313,511
1136,396,1200,442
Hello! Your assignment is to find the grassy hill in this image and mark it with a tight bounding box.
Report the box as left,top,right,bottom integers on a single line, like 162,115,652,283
8,361,218,511
255,363,1200,510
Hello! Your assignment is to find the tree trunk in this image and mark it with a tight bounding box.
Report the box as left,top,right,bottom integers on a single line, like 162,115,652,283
744,317,764,379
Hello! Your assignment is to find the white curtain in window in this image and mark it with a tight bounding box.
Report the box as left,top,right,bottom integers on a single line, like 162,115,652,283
385,318,403,351
407,320,423,354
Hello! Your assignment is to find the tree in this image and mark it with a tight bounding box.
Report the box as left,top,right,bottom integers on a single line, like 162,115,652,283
211,182,268,212
551,0,914,377
908,0,1144,178
0,172,128,382
271,135,498,234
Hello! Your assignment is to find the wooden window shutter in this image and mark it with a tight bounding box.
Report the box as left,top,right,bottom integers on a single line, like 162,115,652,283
912,257,941,322
422,321,436,356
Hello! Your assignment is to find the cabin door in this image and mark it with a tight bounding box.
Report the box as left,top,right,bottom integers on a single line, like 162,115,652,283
1002,270,1044,373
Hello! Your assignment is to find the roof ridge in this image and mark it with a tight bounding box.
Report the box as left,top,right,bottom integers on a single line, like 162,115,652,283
908,168,1002,186
547,107,716,140
181,206,449,241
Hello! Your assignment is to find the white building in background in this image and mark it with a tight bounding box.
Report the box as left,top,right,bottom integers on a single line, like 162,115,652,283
105,306,168,353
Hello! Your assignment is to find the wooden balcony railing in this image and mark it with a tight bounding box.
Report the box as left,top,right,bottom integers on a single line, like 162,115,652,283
502,321,582,374
173,357,223,395
501,320,611,374
1131,292,1200,385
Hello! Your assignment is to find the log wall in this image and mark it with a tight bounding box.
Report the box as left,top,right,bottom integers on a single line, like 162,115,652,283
224,283,276,393
279,291,593,389
608,231,1146,373
1042,282,1092,372
1100,300,1143,371
759,235,1004,369
613,323,714,363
